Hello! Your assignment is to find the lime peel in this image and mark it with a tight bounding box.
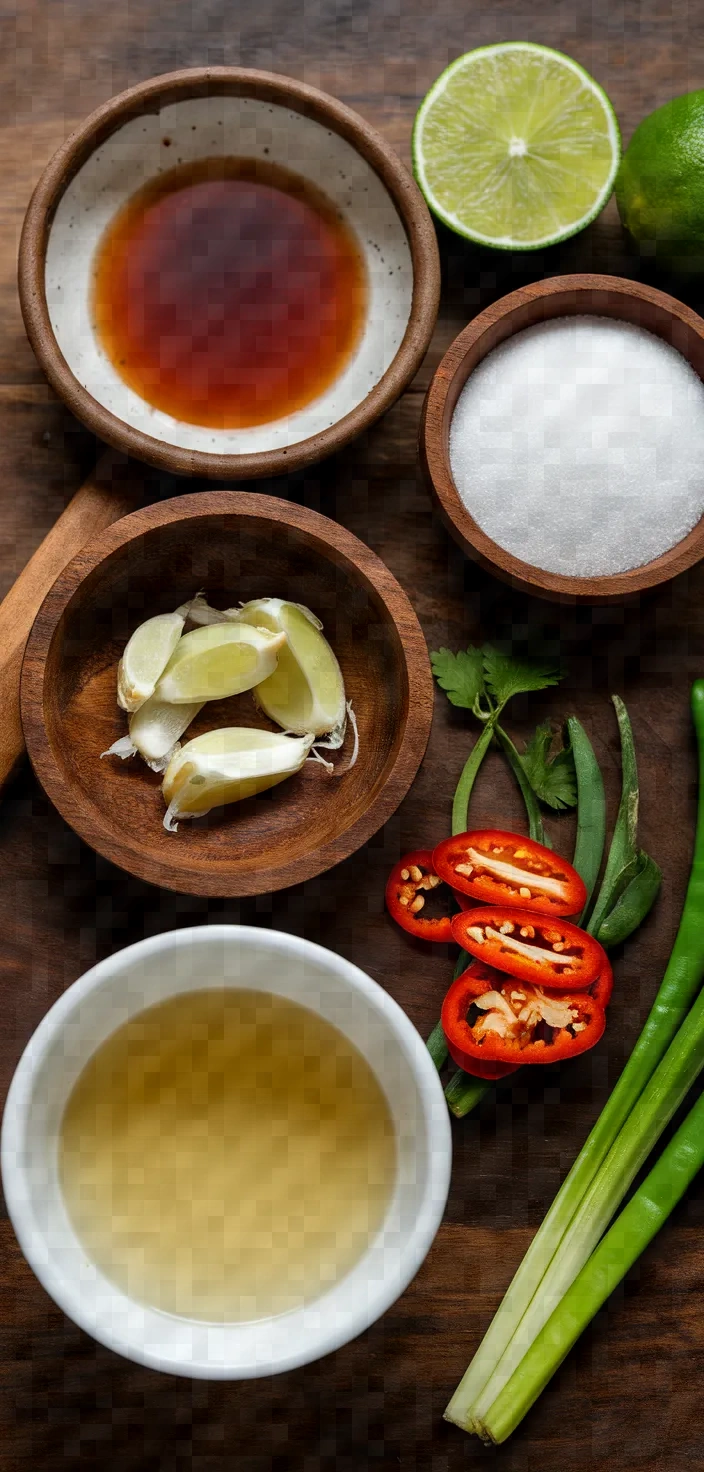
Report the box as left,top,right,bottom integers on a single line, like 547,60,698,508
413,42,621,250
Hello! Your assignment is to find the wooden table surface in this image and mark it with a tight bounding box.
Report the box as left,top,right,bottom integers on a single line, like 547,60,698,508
3,3,704,1469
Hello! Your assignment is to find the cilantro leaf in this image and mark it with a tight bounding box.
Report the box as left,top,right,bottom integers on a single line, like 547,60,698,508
520,722,577,810
430,646,488,714
483,648,563,709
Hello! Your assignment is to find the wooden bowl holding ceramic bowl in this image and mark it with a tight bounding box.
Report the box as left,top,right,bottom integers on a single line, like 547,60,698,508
20,493,434,897
19,67,439,479
421,274,704,603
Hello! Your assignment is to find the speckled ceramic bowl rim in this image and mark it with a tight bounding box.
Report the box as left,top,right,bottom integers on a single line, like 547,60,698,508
18,66,440,480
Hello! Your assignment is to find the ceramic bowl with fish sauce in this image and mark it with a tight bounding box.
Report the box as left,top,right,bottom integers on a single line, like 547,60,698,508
19,67,440,479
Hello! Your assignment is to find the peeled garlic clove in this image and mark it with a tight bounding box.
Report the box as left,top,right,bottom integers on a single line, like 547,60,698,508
155,623,286,705
128,696,204,771
234,598,345,738
162,727,314,830
117,610,185,712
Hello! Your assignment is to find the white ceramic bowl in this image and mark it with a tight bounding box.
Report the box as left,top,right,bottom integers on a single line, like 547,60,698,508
1,925,451,1379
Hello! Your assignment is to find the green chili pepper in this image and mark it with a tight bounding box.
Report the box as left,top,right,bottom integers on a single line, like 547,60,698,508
597,850,662,948
587,695,640,938
566,716,606,924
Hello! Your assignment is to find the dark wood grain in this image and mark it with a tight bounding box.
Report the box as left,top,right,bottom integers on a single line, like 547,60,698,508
3,4,704,1470
21,491,433,895
421,274,704,602
0,453,142,788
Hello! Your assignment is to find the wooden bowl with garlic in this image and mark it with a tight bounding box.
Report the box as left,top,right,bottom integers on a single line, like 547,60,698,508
21,493,433,897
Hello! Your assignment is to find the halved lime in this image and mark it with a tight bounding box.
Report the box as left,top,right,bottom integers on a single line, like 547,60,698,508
413,42,620,249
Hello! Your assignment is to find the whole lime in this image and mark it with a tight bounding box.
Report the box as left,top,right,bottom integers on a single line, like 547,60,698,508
616,90,704,272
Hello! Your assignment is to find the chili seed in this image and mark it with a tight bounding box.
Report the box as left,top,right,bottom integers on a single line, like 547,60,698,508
455,862,473,877
398,895,409,907
499,921,515,934
552,942,565,953
519,886,531,898
400,868,410,881
410,895,425,913
468,926,485,943
409,865,423,883
520,925,535,939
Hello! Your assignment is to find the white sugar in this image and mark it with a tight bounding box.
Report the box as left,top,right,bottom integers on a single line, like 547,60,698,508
449,316,704,577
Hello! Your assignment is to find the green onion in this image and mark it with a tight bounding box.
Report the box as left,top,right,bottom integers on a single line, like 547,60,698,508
444,1070,490,1118
444,678,704,1433
566,716,606,922
426,1020,448,1071
469,971,704,1435
482,1080,704,1441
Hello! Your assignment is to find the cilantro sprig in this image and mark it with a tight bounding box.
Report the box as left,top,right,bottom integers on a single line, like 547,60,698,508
430,644,575,837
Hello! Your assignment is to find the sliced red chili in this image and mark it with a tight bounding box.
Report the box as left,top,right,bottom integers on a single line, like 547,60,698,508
385,850,453,941
434,829,587,917
447,1049,521,1080
441,961,605,1068
451,905,608,991
589,959,614,1008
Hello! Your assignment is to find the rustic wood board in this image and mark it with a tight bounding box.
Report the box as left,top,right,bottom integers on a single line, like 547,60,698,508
2,4,704,1468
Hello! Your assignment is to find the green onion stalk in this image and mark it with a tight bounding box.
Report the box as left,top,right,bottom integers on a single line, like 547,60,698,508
484,1079,704,1441
445,679,704,1436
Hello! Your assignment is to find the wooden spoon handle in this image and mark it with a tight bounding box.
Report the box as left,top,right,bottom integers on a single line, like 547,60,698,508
0,452,139,789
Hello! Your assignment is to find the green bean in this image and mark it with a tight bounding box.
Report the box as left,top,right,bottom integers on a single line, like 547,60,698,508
597,850,662,948
566,716,606,924
587,695,639,937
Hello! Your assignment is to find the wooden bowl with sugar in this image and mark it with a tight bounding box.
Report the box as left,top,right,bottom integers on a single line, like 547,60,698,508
20,493,434,897
420,274,704,603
